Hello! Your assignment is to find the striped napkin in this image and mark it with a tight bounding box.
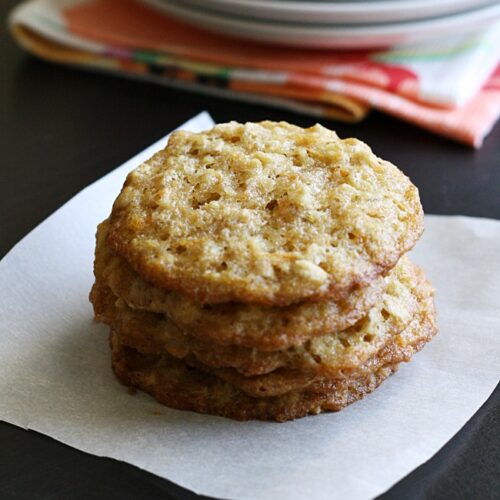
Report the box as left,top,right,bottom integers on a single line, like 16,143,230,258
9,0,500,147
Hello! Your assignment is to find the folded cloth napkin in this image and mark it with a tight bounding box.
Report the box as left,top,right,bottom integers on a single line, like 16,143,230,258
9,0,500,147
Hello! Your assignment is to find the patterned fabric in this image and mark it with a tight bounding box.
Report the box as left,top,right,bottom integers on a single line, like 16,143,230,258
9,0,500,147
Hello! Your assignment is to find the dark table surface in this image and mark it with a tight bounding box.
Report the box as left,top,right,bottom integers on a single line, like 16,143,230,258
1,2,499,499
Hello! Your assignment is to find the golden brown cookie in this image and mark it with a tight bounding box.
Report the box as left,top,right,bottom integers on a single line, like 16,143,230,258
187,293,436,398
110,331,399,422
91,283,282,374
106,121,423,306
94,220,385,350
92,256,431,377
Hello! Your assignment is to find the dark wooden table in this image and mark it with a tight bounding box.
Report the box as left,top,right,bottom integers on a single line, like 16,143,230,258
1,2,499,498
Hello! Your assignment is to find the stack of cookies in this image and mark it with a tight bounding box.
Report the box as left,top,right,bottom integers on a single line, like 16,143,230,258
90,121,437,422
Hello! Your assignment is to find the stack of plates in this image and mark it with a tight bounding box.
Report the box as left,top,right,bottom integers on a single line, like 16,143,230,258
143,0,500,49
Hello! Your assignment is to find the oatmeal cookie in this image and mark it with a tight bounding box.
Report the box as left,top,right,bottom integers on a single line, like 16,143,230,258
111,331,399,422
186,294,436,397
106,121,423,305
92,257,430,377
95,219,385,349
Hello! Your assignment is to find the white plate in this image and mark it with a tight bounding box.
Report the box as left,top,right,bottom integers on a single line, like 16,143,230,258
143,0,500,49
176,0,499,24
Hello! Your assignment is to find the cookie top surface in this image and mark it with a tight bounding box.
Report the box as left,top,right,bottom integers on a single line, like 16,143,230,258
107,121,423,305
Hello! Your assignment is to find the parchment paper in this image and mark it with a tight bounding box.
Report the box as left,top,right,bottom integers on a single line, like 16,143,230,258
1,112,499,500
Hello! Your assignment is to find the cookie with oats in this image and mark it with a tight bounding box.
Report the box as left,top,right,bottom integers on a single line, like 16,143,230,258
187,292,436,398
95,220,386,350
106,121,423,306
91,256,429,378
111,331,399,422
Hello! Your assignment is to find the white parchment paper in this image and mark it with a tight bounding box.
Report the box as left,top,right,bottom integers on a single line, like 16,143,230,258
1,112,499,500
